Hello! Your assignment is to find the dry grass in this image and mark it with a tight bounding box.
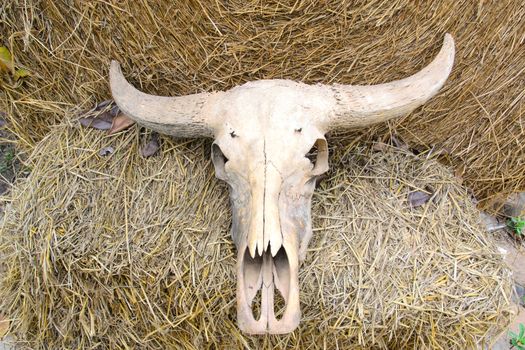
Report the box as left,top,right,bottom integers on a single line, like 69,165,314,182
0,122,513,349
0,1,524,209
0,1,521,347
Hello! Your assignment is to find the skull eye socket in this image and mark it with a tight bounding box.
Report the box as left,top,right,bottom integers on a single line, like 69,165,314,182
305,139,329,176
305,145,318,164
211,143,229,179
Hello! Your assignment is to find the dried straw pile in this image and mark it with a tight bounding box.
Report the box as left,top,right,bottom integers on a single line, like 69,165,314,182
0,123,513,349
0,1,524,209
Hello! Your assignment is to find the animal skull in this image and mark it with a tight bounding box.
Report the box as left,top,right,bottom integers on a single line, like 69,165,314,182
109,34,454,334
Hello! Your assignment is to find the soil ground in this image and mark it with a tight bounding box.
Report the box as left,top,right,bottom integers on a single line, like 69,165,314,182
493,232,525,349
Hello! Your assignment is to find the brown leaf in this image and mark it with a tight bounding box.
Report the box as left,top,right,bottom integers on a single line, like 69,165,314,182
141,133,160,158
391,135,409,150
372,142,388,152
408,190,432,208
79,111,113,130
108,113,135,135
0,314,10,338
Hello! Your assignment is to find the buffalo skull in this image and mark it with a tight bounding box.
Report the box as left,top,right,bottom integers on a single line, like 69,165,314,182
109,34,454,334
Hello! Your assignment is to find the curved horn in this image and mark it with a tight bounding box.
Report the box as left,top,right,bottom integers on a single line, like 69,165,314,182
109,61,218,138
324,34,455,130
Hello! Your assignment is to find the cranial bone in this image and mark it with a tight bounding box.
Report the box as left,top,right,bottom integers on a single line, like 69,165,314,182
109,34,455,334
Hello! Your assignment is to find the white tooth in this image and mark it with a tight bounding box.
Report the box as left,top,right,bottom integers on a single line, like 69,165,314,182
248,236,257,258
257,232,264,256
263,237,269,253
270,232,282,257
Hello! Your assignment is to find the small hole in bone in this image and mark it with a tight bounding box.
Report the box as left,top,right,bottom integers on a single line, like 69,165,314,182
230,131,237,138
294,128,302,133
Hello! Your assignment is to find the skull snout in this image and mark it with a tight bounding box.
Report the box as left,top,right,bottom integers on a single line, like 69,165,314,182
238,165,302,334
237,240,300,334
211,141,317,334
246,163,284,258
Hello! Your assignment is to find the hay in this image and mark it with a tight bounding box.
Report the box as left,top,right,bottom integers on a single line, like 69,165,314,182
0,122,513,349
0,1,524,209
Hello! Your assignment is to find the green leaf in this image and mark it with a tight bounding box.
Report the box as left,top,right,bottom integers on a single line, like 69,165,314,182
509,217,525,235
520,323,525,338
13,68,30,81
517,221,525,235
0,47,14,73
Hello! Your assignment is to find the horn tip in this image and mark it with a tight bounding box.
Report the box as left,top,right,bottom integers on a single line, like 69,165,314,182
435,34,455,77
442,33,455,59
110,60,122,75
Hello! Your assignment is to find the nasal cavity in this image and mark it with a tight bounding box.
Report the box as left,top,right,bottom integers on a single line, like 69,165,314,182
274,288,286,321
273,246,290,321
251,289,262,321
243,246,291,322
243,249,264,321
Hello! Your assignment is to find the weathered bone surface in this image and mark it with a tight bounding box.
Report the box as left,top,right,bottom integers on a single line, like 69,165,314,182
109,34,454,334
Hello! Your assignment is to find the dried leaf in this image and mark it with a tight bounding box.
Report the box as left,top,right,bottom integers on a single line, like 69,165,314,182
0,46,14,73
14,68,30,81
99,146,115,157
0,111,6,128
77,100,110,119
408,190,431,208
391,135,409,150
372,142,389,152
108,113,135,135
0,314,10,338
79,112,114,130
95,99,112,111
109,104,120,117
503,192,525,218
141,133,160,158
